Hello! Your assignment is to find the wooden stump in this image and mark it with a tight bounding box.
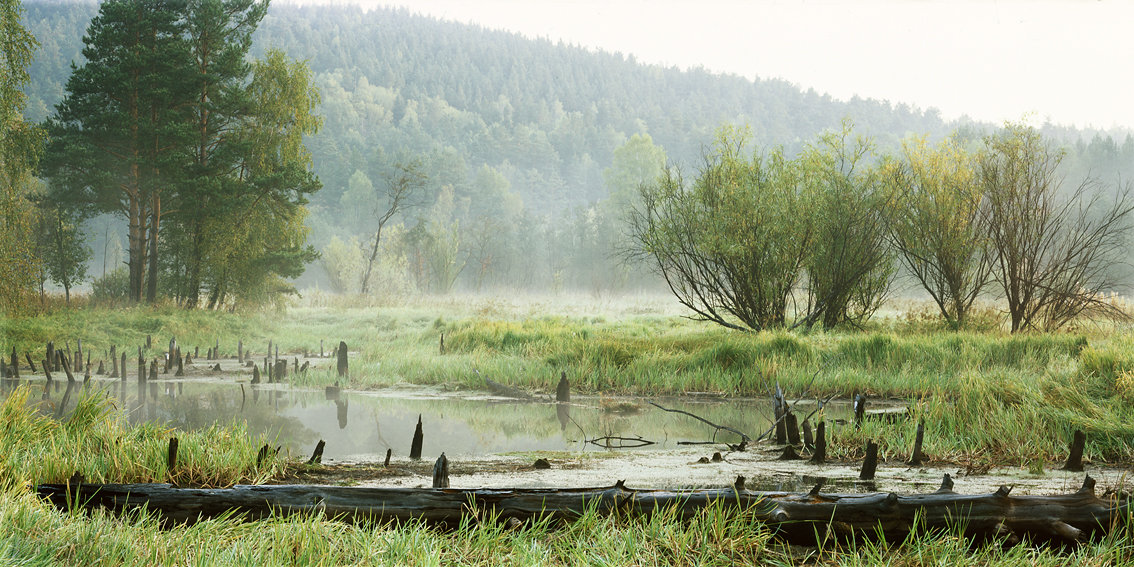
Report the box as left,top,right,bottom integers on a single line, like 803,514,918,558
809,421,826,464
908,421,926,466
337,341,348,378
1063,430,1086,472
433,453,450,488
307,440,326,465
167,437,179,471
410,414,424,460
556,371,570,402
785,411,800,446
860,440,879,480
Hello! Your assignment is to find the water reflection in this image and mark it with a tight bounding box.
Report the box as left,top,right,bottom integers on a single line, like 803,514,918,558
21,378,858,462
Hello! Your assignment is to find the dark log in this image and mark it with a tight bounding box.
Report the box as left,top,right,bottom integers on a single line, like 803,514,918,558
1063,430,1086,472
251,365,261,384
439,332,445,355
149,360,158,381
97,360,105,375
167,438,178,471
46,342,54,372
307,440,326,465
274,360,288,382
138,356,145,384
145,335,152,349
175,348,184,377
785,411,800,446
409,414,424,460
803,420,814,452
320,339,324,358
120,353,127,381
25,353,36,373
860,440,879,481
110,346,118,378
35,475,1131,544
556,371,570,402
384,449,392,467
908,421,926,466
337,341,348,378
432,453,449,488
9,347,17,379
809,421,826,464
238,340,243,364
42,360,52,382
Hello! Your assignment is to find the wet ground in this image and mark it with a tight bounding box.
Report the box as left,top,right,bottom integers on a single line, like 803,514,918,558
5,354,1130,496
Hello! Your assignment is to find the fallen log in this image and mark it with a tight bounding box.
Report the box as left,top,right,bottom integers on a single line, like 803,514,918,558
35,475,1129,544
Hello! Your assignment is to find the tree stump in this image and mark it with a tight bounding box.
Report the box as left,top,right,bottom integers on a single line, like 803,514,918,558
908,421,926,466
556,371,570,402
809,421,826,464
409,414,424,460
860,440,879,480
1063,430,1086,472
307,440,326,465
337,341,348,378
433,453,450,488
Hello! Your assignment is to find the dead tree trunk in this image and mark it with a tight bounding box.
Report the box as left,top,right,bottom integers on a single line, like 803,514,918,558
35,475,1129,545
337,341,348,378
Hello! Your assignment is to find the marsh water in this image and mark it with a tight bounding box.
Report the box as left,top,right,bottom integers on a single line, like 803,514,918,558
7,375,858,462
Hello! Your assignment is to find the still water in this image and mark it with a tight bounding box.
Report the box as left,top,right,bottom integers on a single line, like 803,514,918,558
7,376,855,462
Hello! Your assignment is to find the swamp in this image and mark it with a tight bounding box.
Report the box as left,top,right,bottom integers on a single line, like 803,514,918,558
3,294,1134,565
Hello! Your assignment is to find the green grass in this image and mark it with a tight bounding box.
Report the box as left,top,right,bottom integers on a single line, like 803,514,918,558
3,295,1134,564
1,487,1131,565
0,386,283,488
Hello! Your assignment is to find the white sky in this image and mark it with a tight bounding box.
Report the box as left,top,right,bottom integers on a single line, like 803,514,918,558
306,0,1134,131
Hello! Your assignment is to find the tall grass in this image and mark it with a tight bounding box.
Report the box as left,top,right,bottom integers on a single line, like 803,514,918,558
0,387,282,488
1,487,1130,565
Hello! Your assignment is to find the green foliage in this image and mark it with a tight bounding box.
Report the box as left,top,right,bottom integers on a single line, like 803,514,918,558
800,120,896,329
37,201,90,303
630,123,892,331
0,0,45,314
886,135,989,328
91,266,130,303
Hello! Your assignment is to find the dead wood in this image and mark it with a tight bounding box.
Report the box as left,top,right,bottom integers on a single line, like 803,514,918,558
647,401,751,443
35,475,1130,545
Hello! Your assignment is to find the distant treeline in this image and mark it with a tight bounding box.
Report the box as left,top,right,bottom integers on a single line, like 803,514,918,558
19,1,1134,301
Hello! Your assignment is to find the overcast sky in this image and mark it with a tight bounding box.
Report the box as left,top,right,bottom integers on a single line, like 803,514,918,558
301,0,1131,131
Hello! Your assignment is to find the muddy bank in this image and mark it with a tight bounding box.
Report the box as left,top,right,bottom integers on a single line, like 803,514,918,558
291,445,1131,497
